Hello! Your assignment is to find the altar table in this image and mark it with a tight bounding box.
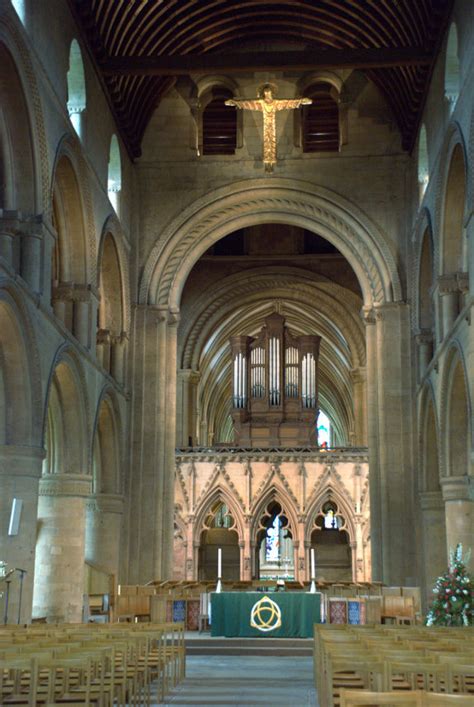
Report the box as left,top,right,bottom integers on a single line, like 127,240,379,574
210,591,321,638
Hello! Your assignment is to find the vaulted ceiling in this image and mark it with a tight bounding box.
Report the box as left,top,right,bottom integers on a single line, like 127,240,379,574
70,0,453,158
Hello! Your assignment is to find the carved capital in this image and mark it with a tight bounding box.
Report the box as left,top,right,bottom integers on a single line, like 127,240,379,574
419,490,445,511
438,274,459,295
39,473,92,498
361,306,376,326
440,475,474,502
457,271,469,293
86,493,124,514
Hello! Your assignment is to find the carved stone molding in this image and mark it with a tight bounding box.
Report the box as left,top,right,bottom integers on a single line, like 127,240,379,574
419,490,445,512
440,475,474,502
86,493,124,514
140,180,402,308
39,473,92,498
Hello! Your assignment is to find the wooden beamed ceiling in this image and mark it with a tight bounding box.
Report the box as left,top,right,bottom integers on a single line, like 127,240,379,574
70,0,454,158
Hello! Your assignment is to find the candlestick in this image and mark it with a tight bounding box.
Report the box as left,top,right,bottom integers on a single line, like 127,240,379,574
216,548,222,593
309,547,316,594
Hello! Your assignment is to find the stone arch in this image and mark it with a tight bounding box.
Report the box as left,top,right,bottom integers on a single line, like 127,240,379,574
195,297,355,445
0,10,49,212
42,347,90,475
305,484,357,546
418,384,441,493
0,39,36,211
51,150,88,285
67,39,86,138
91,388,123,495
193,486,245,547
417,223,435,334
440,345,471,479
99,214,131,333
418,124,429,200
98,231,124,336
181,267,365,369
107,134,122,215
435,125,468,275
51,135,97,285
444,23,460,111
141,179,402,309
0,284,41,445
251,484,299,544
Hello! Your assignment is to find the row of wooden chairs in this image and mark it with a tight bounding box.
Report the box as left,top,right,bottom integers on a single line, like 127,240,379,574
314,624,474,707
339,689,474,705
0,621,185,705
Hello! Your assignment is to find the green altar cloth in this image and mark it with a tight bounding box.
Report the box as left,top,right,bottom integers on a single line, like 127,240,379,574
210,591,321,638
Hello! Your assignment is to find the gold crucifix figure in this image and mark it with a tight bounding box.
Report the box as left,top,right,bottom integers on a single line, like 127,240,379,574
225,83,312,171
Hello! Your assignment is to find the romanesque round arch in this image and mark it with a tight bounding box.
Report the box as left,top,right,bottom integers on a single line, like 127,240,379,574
0,7,50,212
0,281,43,445
91,385,124,495
417,382,442,493
180,267,365,369
99,214,132,333
42,345,91,474
411,207,434,331
51,135,97,286
141,179,402,309
434,122,468,275
438,342,472,478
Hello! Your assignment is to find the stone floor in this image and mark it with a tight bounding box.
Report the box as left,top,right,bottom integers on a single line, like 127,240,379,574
159,654,319,706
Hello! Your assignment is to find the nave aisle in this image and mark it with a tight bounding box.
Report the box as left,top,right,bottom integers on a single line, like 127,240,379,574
160,654,318,706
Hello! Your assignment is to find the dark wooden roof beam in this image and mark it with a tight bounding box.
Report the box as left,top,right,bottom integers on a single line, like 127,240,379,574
101,47,432,76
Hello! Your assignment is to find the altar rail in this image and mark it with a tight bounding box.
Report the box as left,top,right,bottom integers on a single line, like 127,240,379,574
114,582,421,629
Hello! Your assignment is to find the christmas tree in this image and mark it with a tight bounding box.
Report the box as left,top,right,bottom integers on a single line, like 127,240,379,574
426,544,473,626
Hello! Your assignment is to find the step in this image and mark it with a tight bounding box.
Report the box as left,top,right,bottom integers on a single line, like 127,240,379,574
185,637,314,656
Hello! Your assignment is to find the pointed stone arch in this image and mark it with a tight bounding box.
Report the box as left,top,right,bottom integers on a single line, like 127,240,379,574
141,179,402,309
305,479,357,545
193,486,245,546
251,484,299,545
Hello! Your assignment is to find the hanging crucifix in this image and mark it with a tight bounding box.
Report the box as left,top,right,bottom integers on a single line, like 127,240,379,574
225,83,312,172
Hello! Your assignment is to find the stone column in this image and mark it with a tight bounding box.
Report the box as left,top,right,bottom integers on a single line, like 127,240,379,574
162,312,179,579
85,493,124,577
33,473,91,623
415,330,433,380
466,211,474,298
370,303,415,585
111,333,128,386
96,329,112,373
0,445,44,623
19,217,43,293
128,305,177,583
440,476,474,572
350,367,367,445
177,369,200,446
419,491,446,606
0,211,20,270
363,307,382,580
438,275,459,339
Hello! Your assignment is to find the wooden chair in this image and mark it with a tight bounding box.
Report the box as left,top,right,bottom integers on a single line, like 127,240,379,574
339,689,423,706
423,694,474,705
